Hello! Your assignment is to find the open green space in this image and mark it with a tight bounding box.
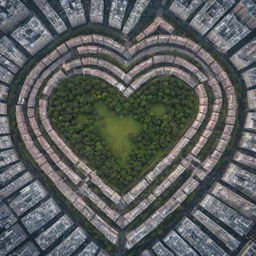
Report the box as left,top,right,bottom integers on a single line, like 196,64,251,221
80,103,142,165
48,75,198,193
149,103,167,117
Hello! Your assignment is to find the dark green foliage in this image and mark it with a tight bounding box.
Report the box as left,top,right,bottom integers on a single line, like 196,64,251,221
48,75,198,193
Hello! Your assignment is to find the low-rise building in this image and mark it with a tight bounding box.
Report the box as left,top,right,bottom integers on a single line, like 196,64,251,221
163,230,198,255
190,0,234,35
0,224,27,255
0,0,30,33
11,16,53,55
152,241,174,256
240,131,256,152
60,0,86,27
230,38,256,70
233,0,256,29
169,0,206,21
242,67,256,89
109,0,128,29
47,227,87,255
8,181,47,216
90,0,104,24
35,215,74,250
0,36,27,67
244,112,256,130
222,163,256,201
207,13,251,52
200,194,253,236
122,0,151,34
34,0,67,34
176,217,228,256
21,198,61,234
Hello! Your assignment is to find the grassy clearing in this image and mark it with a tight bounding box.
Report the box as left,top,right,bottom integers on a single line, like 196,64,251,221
75,102,171,167
80,103,142,165
149,104,167,117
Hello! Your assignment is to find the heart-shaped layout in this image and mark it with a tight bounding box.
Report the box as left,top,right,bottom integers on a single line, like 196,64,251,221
48,75,198,192
16,31,236,249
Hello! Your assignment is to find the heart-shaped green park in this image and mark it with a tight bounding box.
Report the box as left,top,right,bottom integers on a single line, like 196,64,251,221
48,75,198,193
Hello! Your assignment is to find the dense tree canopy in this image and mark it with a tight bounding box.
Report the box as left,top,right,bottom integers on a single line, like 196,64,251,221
48,75,198,192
